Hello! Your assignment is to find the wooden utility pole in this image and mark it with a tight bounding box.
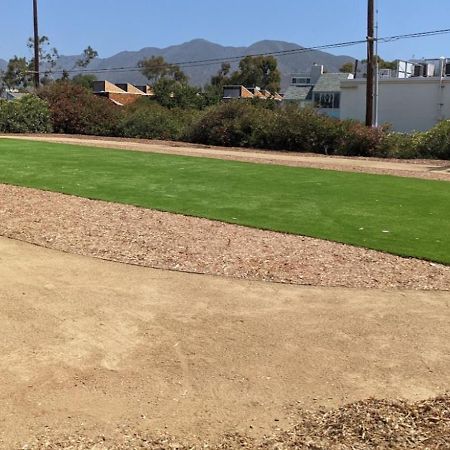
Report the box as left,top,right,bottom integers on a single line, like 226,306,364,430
353,59,359,78
33,0,40,88
365,0,375,127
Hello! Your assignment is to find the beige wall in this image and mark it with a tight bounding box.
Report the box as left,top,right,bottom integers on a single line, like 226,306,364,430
340,78,450,132
107,92,142,106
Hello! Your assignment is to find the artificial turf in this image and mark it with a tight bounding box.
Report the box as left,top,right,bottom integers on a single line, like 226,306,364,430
0,138,449,264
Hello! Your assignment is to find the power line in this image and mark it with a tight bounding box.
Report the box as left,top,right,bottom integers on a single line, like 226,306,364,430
26,27,450,75
32,38,369,75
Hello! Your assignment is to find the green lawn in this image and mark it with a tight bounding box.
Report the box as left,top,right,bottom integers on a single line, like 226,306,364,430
0,138,449,264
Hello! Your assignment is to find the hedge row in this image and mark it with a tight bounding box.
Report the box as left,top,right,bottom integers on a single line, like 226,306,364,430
187,102,450,159
0,95,51,133
1,83,449,159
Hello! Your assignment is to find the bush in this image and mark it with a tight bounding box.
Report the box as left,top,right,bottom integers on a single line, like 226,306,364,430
0,95,52,133
418,120,450,159
119,99,197,141
153,79,209,110
334,120,387,157
9,83,448,160
188,101,274,147
262,106,339,153
380,132,422,159
38,82,123,136
188,103,390,156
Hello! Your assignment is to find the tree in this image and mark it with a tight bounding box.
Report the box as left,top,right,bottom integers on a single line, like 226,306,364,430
71,73,97,89
1,36,99,89
0,73,5,96
204,63,233,102
27,35,59,79
138,56,187,86
138,56,168,84
2,56,33,89
230,56,281,92
340,62,354,74
362,56,397,70
211,63,231,87
152,78,204,109
377,57,397,70
76,46,98,68
171,64,188,84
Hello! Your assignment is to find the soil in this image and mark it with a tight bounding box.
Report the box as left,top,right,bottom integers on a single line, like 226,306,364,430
1,237,449,449
2,133,450,181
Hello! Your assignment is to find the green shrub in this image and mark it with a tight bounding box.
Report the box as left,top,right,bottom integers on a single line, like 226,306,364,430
418,120,450,159
119,99,196,140
380,132,422,159
153,79,209,110
38,82,123,136
189,103,386,156
188,101,274,147
8,84,448,160
0,95,52,133
262,107,339,153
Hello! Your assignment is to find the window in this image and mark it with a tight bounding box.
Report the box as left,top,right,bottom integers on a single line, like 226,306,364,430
223,87,241,98
314,92,340,109
292,77,311,85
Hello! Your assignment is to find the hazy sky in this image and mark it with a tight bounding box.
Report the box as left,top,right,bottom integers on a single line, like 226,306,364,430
1,0,449,61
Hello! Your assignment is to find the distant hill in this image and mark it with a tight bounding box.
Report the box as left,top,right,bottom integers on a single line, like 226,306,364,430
1,39,354,90
54,39,354,91
0,59,7,71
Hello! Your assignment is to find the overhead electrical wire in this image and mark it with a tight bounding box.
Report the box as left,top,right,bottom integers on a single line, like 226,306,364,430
25,27,450,75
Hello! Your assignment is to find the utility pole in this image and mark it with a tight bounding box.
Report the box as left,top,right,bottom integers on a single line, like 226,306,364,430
33,0,40,88
365,0,375,127
374,2,379,127
353,59,359,78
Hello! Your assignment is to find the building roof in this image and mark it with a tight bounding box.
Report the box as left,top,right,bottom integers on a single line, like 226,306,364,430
134,85,154,95
313,73,353,93
115,83,146,94
283,85,313,101
223,85,254,99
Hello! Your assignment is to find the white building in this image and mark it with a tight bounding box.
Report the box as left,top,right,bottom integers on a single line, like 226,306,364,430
340,58,450,132
283,64,353,118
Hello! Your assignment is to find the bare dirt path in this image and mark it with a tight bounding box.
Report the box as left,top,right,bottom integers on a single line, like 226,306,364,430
0,237,449,449
2,134,450,181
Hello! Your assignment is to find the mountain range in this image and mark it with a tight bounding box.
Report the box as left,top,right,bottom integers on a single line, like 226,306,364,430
1,39,354,90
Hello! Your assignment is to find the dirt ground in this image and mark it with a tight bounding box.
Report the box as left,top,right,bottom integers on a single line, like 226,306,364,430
1,237,449,448
2,133,450,181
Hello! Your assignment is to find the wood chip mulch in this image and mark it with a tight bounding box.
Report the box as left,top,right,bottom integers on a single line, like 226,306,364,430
21,394,450,449
1,184,449,291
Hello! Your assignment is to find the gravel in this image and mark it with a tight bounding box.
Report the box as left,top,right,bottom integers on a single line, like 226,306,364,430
1,183,449,290
21,394,450,449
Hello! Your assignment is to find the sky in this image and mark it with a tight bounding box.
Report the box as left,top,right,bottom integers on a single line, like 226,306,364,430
1,0,449,61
